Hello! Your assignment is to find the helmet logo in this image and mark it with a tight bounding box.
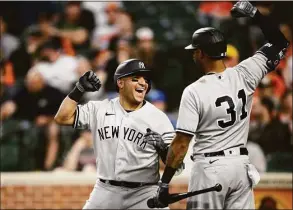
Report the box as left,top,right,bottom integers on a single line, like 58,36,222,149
139,62,145,69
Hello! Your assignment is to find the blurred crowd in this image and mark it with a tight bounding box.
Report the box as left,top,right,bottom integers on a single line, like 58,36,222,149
0,1,292,173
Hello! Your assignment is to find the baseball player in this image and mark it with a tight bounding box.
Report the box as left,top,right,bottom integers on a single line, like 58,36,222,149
54,58,179,209
150,1,289,209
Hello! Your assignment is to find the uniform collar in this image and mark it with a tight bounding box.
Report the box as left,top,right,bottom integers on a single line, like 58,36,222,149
206,72,217,75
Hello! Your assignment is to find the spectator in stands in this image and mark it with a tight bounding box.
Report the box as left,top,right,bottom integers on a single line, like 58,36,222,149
6,28,44,81
197,1,233,28
0,70,66,170
31,39,79,94
258,74,286,105
91,2,122,50
258,196,278,210
0,16,20,60
135,27,156,68
59,130,96,172
0,62,14,107
279,90,292,136
46,1,95,55
83,1,123,29
25,12,57,43
253,97,291,155
75,55,107,102
223,44,239,67
134,26,183,111
249,95,268,143
104,38,135,92
108,9,134,53
88,49,111,84
283,56,292,90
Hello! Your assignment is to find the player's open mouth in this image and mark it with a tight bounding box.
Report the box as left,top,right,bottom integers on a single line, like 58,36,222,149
135,87,145,93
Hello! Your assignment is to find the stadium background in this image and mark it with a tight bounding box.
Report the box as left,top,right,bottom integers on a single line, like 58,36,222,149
0,1,292,209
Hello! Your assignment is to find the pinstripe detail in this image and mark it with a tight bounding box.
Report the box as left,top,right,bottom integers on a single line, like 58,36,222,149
176,128,195,135
73,106,79,129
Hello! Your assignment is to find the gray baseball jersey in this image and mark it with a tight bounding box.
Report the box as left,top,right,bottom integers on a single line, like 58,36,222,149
178,52,269,209
177,53,270,154
74,97,174,183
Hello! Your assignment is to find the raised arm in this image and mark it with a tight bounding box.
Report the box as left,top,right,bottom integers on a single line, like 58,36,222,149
54,71,101,126
231,0,289,71
54,96,78,125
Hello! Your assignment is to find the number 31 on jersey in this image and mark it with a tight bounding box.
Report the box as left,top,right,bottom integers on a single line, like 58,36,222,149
215,89,248,128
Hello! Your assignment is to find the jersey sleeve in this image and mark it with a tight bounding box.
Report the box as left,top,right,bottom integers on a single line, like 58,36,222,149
74,101,101,130
235,53,270,92
176,86,200,136
156,112,175,145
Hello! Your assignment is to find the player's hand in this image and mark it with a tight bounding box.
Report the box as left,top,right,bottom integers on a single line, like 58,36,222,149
230,0,257,18
143,128,167,151
152,181,169,208
76,71,101,92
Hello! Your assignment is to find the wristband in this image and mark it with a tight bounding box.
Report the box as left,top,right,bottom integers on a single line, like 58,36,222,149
68,86,84,102
158,181,169,188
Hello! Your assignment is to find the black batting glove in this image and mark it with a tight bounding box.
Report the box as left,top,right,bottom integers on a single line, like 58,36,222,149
143,128,167,151
152,181,169,208
230,0,257,18
76,71,101,92
68,71,101,102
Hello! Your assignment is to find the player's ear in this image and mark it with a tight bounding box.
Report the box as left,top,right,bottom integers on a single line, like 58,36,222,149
194,49,203,59
199,49,205,59
117,79,124,89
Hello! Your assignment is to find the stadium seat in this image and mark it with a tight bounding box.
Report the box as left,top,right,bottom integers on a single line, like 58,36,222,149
267,152,293,172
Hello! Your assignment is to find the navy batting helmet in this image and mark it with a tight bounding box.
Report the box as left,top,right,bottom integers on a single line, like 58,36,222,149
185,27,227,59
114,59,151,93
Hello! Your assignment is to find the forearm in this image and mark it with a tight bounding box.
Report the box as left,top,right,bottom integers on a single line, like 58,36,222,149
44,135,59,170
54,96,78,125
253,10,289,49
166,140,189,168
59,29,88,44
161,133,191,184
63,149,80,171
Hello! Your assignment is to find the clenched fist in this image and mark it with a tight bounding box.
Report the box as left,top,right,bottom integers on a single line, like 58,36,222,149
143,128,167,151
76,71,101,92
230,0,257,18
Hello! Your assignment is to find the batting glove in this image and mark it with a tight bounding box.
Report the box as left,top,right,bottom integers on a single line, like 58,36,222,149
143,128,168,151
230,0,257,18
153,181,169,208
76,71,101,92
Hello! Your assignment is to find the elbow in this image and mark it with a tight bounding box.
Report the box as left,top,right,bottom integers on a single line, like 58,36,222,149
54,115,62,124
54,114,65,125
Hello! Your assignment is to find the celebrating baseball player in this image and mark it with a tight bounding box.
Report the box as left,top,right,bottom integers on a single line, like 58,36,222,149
54,58,180,209
150,1,289,209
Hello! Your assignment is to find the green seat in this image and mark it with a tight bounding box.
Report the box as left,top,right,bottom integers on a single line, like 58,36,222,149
0,119,22,171
0,119,40,171
0,134,20,171
267,152,293,172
